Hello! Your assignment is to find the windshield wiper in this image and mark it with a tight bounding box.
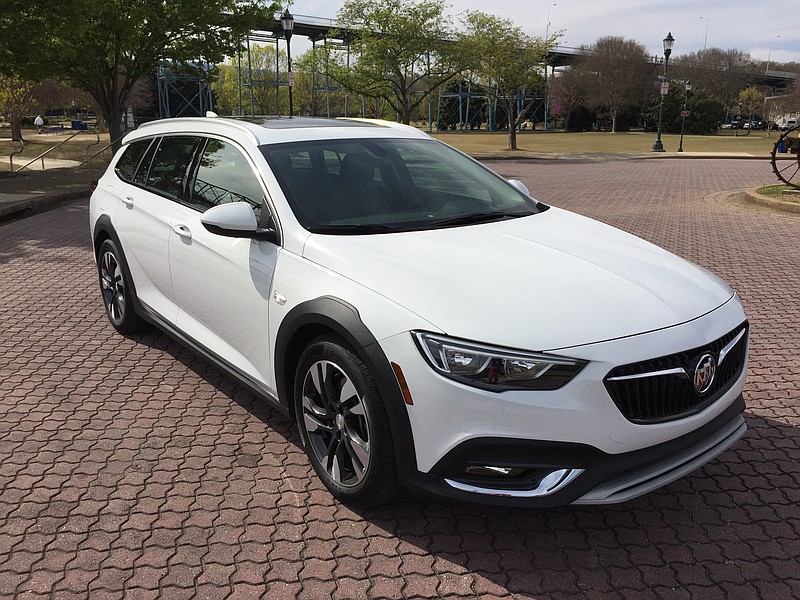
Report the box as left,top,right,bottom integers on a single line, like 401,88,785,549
307,224,403,235
429,210,531,228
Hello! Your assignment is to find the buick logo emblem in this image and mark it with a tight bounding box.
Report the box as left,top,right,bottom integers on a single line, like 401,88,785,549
693,353,717,394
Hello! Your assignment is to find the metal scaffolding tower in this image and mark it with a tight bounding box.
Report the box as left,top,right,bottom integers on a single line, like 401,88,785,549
157,64,214,118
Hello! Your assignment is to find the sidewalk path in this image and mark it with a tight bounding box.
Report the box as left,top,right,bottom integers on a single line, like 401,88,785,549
0,165,105,219
0,151,772,222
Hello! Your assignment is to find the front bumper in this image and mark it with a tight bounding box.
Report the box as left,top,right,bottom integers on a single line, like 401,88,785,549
380,297,749,507
404,395,746,508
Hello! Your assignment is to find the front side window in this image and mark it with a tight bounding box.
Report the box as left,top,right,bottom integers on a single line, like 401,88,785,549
189,140,264,218
146,136,202,200
262,138,540,234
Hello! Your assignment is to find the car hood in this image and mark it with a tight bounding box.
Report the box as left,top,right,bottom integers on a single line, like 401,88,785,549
301,207,734,351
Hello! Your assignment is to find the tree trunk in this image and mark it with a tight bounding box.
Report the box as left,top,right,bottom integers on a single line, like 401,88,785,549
611,109,617,133
106,110,125,154
401,93,411,125
507,100,517,150
10,115,23,141
95,92,124,154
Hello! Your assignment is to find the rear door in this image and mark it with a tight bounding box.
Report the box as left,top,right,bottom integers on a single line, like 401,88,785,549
114,135,203,322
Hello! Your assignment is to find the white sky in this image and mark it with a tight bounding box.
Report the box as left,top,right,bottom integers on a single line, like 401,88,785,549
283,0,800,66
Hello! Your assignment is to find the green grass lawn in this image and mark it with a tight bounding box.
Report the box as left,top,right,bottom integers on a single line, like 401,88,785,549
432,130,785,156
756,184,800,197
1,124,791,173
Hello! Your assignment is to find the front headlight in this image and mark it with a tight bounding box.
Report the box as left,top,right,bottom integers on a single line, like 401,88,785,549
414,332,586,391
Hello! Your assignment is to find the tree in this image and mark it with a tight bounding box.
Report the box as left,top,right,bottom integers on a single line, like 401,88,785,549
0,77,75,139
780,82,800,115
550,65,590,131
323,0,463,125
214,45,288,116
576,36,652,133
642,84,724,135
736,85,765,134
0,78,37,140
0,0,277,151
672,48,754,119
460,12,548,149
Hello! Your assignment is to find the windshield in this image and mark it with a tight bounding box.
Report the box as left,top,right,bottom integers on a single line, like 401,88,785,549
261,138,542,234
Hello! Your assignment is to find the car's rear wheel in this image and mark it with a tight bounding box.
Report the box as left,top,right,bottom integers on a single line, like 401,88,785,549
294,335,398,506
97,239,147,334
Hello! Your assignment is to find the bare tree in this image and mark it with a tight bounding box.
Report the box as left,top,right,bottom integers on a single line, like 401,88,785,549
672,48,754,119
766,82,800,133
576,37,652,133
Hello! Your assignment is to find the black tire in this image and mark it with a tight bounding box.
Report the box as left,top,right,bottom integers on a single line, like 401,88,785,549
294,334,399,506
97,239,147,334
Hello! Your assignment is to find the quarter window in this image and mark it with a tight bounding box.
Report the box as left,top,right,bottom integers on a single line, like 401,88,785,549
115,139,152,183
189,140,265,217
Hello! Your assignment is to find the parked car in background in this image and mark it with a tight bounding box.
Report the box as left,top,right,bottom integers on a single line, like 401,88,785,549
89,116,749,508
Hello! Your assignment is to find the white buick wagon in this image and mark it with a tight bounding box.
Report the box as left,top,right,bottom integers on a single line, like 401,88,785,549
89,116,748,507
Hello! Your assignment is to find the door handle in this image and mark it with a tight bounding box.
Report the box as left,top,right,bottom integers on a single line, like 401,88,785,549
172,224,192,240
121,196,134,208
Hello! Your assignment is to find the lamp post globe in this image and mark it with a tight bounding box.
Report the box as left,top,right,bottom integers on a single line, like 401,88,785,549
652,32,674,152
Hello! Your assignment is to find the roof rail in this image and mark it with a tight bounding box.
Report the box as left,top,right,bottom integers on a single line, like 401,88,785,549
336,117,427,134
135,117,260,145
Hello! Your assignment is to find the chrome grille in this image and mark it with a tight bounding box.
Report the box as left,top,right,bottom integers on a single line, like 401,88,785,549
604,322,748,423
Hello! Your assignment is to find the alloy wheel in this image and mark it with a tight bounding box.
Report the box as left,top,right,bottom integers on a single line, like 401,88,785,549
301,359,372,487
100,250,125,323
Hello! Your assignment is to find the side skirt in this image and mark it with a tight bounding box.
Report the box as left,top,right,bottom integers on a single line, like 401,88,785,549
137,301,289,417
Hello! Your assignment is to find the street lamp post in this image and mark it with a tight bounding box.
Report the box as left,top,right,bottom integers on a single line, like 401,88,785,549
652,32,674,153
281,9,295,117
766,35,781,74
699,17,708,51
543,3,556,132
677,80,692,152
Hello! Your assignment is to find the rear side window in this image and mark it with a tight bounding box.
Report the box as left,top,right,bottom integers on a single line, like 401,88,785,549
146,136,202,200
189,139,264,217
114,139,152,183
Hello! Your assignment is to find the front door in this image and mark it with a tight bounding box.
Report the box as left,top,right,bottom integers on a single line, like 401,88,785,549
168,138,278,390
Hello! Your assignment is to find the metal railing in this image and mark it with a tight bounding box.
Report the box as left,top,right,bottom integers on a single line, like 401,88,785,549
14,129,100,173
3,129,123,174
81,136,124,166
2,138,26,172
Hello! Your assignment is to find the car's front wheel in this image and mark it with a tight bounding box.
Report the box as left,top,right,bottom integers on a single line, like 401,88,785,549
97,239,147,334
294,335,398,506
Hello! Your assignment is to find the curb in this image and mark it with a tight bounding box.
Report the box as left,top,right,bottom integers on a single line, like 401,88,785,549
0,190,88,220
468,152,770,161
740,189,800,214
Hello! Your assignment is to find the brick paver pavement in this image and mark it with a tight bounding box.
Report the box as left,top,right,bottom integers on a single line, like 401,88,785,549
1,158,798,599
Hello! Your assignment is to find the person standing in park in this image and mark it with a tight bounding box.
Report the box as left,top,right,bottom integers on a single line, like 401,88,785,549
34,114,44,133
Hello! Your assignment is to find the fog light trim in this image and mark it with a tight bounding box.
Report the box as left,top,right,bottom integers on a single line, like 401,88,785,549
444,467,584,498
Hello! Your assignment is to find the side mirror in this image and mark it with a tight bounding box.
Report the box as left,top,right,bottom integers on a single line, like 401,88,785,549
201,202,278,243
508,179,531,197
